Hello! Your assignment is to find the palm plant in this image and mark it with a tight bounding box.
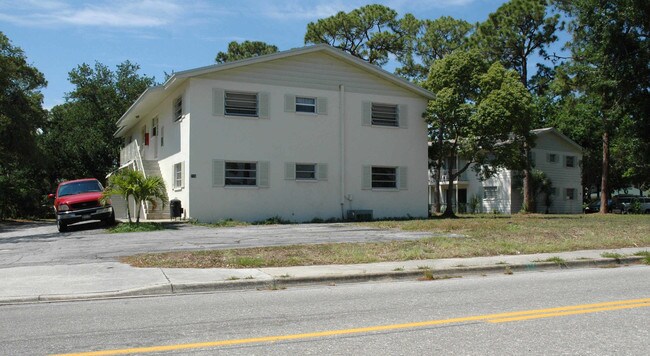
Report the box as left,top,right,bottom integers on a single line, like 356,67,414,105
131,174,168,224
103,169,168,224
103,169,137,223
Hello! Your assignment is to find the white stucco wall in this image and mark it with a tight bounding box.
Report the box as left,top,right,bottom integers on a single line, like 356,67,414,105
185,78,428,222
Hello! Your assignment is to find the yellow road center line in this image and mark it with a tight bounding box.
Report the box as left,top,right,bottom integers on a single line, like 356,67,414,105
487,302,650,323
52,298,650,356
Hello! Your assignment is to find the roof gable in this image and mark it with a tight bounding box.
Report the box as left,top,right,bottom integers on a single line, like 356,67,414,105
532,128,583,153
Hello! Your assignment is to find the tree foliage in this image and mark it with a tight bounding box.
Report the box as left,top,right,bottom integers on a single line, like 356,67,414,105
0,32,48,219
471,0,559,212
555,0,650,210
40,61,156,182
397,16,473,82
215,40,278,63
473,0,560,90
304,4,419,66
424,50,535,217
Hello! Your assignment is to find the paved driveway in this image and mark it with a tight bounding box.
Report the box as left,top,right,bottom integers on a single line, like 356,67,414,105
0,221,432,268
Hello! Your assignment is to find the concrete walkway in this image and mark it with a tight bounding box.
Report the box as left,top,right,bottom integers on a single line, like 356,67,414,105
1,247,647,304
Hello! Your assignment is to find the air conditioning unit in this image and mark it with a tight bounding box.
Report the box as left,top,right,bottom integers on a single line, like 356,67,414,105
347,209,373,221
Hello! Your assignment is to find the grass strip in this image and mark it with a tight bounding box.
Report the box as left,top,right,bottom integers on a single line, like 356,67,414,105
121,214,650,268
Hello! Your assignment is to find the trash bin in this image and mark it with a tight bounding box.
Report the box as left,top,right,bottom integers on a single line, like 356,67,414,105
170,198,182,219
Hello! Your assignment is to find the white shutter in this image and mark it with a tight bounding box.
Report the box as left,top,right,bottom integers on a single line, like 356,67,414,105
212,160,225,187
180,161,185,189
258,161,269,187
284,94,296,113
171,165,176,189
362,165,372,190
258,92,269,119
285,162,295,180
212,88,224,116
317,97,328,115
317,163,328,181
362,102,372,126
398,104,408,128
399,166,408,190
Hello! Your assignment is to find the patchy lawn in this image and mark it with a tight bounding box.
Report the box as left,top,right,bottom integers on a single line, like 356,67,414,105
121,214,650,268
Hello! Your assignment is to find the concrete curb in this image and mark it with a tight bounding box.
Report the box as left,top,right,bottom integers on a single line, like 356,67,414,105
1,256,643,305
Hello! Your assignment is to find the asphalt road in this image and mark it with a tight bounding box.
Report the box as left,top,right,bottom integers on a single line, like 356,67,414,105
1,265,648,355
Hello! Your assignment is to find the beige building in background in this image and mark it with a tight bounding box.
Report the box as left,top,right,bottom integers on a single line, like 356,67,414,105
430,128,584,214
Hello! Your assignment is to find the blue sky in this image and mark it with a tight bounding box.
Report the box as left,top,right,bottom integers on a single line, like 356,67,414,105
1,0,512,109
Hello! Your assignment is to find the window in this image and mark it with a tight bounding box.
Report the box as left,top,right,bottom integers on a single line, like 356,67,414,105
565,188,576,200
173,162,183,189
225,162,257,186
484,186,498,200
160,126,164,147
565,155,575,168
548,153,557,163
371,103,398,127
174,97,183,121
296,97,316,113
225,92,257,117
372,167,397,188
295,164,316,180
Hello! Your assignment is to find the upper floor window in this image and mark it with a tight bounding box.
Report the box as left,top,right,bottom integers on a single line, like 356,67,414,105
296,97,316,113
174,97,183,122
371,103,398,127
548,153,558,163
565,155,575,168
225,92,257,117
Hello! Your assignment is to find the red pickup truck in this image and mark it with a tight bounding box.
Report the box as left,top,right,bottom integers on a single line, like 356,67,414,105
49,178,115,232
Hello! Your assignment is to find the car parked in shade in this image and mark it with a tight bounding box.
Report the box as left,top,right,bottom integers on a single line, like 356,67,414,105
614,196,650,214
49,178,115,232
584,199,613,214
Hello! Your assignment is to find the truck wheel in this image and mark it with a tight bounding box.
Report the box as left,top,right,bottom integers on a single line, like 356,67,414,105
104,212,116,226
57,218,67,232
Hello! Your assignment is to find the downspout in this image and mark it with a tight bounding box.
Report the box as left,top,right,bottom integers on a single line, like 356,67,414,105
339,85,346,220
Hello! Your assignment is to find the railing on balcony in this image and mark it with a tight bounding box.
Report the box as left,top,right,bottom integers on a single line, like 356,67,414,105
431,169,469,183
119,141,146,178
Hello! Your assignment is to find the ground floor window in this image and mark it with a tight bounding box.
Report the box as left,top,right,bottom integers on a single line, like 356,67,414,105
565,188,576,200
372,166,397,188
295,163,316,180
225,162,257,186
173,162,183,189
483,186,498,200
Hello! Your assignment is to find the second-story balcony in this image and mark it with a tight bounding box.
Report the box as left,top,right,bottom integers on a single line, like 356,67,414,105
429,169,469,185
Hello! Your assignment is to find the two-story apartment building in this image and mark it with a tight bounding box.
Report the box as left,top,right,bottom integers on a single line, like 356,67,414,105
114,44,433,222
430,128,583,214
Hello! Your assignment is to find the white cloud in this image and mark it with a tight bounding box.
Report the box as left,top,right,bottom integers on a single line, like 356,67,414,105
0,0,184,28
248,0,477,21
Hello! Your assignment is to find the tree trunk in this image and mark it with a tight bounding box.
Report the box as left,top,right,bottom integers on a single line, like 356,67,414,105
522,145,534,213
600,130,609,214
433,169,441,213
135,200,141,224
442,170,457,218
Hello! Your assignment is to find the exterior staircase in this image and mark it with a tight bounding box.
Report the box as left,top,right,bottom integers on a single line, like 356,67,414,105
141,160,170,220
